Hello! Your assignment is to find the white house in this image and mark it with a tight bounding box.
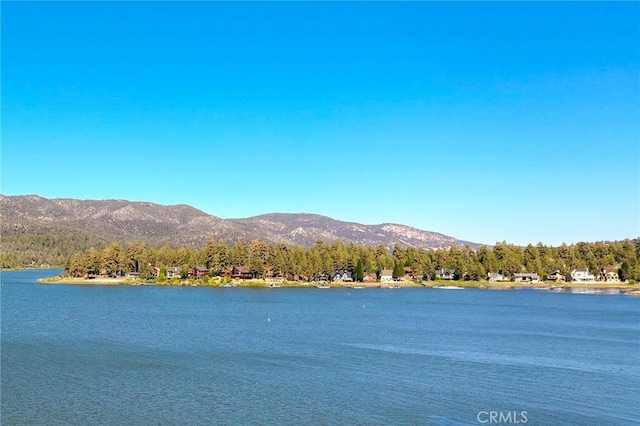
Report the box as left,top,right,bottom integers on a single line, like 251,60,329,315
571,268,595,283
380,269,393,283
488,272,508,282
332,271,353,282
166,267,182,279
435,269,455,280
604,271,620,283
599,267,620,283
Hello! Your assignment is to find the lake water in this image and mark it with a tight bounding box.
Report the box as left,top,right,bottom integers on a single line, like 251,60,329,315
2,269,639,425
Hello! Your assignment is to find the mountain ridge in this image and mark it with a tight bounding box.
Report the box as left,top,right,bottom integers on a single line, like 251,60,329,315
0,194,480,249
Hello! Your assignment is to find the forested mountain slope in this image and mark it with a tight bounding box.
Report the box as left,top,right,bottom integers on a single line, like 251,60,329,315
1,194,476,267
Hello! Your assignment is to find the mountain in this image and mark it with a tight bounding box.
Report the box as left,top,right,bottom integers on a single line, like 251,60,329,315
0,194,479,252
228,213,476,249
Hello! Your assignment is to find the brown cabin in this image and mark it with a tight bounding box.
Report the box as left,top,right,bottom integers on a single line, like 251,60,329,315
188,267,209,279
231,266,254,280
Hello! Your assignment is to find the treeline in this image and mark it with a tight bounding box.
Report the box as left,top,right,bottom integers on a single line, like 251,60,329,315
63,238,640,282
0,232,110,270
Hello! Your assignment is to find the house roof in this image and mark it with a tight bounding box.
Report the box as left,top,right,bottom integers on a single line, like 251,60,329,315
381,269,393,276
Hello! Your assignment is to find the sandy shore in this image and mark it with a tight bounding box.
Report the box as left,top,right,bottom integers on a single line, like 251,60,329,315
39,276,126,285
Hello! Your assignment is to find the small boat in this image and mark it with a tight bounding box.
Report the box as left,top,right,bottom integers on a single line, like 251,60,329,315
434,285,464,290
315,285,330,289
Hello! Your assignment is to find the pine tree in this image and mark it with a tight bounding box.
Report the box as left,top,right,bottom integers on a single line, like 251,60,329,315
619,261,630,282
355,259,364,282
392,262,404,279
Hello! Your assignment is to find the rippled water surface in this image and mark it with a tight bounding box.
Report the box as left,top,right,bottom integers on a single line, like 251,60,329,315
2,270,639,425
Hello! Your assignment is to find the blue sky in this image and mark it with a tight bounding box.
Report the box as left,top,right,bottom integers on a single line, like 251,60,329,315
2,2,638,246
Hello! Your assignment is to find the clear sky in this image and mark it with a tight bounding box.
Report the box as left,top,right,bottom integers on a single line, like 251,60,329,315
2,2,639,246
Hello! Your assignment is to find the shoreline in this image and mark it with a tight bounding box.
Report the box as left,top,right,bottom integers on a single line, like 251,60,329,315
37,276,640,295
2,266,61,272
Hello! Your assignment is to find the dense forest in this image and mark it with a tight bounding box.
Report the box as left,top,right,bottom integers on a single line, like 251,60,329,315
52,238,640,283
1,232,110,269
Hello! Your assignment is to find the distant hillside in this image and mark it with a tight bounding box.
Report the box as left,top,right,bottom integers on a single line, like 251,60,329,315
229,213,475,249
1,194,226,246
0,194,479,266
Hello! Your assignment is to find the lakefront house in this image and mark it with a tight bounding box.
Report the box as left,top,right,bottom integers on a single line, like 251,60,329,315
514,273,541,283
488,272,509,282
332,270,353,282
264,267,284,282
598,267,620,283
152,266,182,279
310,272,329,283
231,266,255,280
435,269,455,280
363,272,378,282
188,267,209,279
570,268,595,283
166,267,182,279
546,270,566,282
221,266,252,279
380,269,393,283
